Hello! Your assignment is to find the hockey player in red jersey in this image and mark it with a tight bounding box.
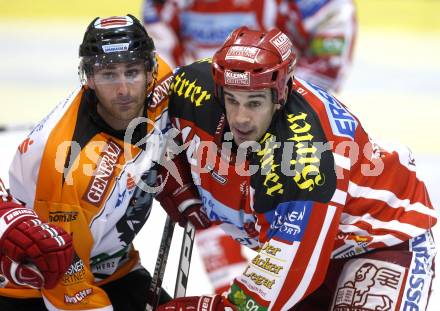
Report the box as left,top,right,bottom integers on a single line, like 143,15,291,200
143,0,357,293
156,27,438,310
143,0,356,92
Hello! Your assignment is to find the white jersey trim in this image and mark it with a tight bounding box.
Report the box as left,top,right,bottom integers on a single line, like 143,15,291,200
348,181,437,218
281,204,338,310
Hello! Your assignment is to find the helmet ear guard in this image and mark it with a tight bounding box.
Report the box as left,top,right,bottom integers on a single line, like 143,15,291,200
78,14,156,83
212,26,296,106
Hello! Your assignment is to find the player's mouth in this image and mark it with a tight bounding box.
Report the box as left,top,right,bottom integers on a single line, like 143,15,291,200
116,100,134,110
232,127,254,143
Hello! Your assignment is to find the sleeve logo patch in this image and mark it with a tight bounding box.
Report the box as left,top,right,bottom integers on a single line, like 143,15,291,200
268,201,312,243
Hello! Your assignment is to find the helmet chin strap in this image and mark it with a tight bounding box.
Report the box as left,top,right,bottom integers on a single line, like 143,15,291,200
278,77,293,106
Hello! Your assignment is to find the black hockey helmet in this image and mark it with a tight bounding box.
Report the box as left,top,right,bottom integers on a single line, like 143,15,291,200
79,14,156,80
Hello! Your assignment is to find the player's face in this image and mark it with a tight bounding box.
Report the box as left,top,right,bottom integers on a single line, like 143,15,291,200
224,87,279,146
88,61,151,130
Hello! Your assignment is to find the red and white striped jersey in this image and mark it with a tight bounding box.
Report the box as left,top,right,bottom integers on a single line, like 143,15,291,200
167,59,437,310
143,0,357,91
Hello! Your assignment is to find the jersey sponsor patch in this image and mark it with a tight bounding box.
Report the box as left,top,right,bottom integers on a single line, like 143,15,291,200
402,232,436,311
170,70,212,107
49,211,78,223
64,288,93,304
149,74,174,108
228,283,269,310
332,233,371,259
266,201,312,243
226,46,260,63
305,81,357,139
224,70,250,86
331,258,406,311
82,139,122,206
62,256,86,286
269,32,292,61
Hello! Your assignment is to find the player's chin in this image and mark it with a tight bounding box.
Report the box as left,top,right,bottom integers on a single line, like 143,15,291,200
235,135,258,147
116,106,142,119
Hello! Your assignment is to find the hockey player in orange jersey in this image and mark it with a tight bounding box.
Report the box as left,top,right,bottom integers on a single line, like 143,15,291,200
156,27,438,311
3,14,209,311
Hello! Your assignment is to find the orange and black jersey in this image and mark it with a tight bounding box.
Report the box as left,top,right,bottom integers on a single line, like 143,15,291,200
6,56,172,310
168,59,437,310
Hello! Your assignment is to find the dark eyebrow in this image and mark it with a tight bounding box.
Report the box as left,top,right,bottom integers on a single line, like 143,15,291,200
98,64,117,71
223,90,267,99
125,62,143,68
96,62,143,71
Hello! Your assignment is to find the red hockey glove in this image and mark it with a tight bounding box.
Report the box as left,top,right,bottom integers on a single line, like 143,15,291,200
157,295,231,311
156,155,211,230
0,256,45,289
0,202,74,289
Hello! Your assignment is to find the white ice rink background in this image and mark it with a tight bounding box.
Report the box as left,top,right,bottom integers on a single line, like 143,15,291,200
1,17,439,309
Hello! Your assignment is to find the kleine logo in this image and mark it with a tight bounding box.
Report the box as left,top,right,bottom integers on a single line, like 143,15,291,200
18,138,34,154
225,46,260,63
224,70,250,86
270,32,292,61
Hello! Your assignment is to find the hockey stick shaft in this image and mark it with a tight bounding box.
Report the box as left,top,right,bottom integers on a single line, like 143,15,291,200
174,222,196,298
146,216,175,311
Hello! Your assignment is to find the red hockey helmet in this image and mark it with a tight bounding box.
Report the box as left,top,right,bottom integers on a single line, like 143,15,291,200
212,26,296,105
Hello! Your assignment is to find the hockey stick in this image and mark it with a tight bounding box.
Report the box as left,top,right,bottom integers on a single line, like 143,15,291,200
146,215,176,311
174,222,196,298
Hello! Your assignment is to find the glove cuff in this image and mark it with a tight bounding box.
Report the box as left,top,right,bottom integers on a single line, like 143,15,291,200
0,206,38,240
178,198,202,214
